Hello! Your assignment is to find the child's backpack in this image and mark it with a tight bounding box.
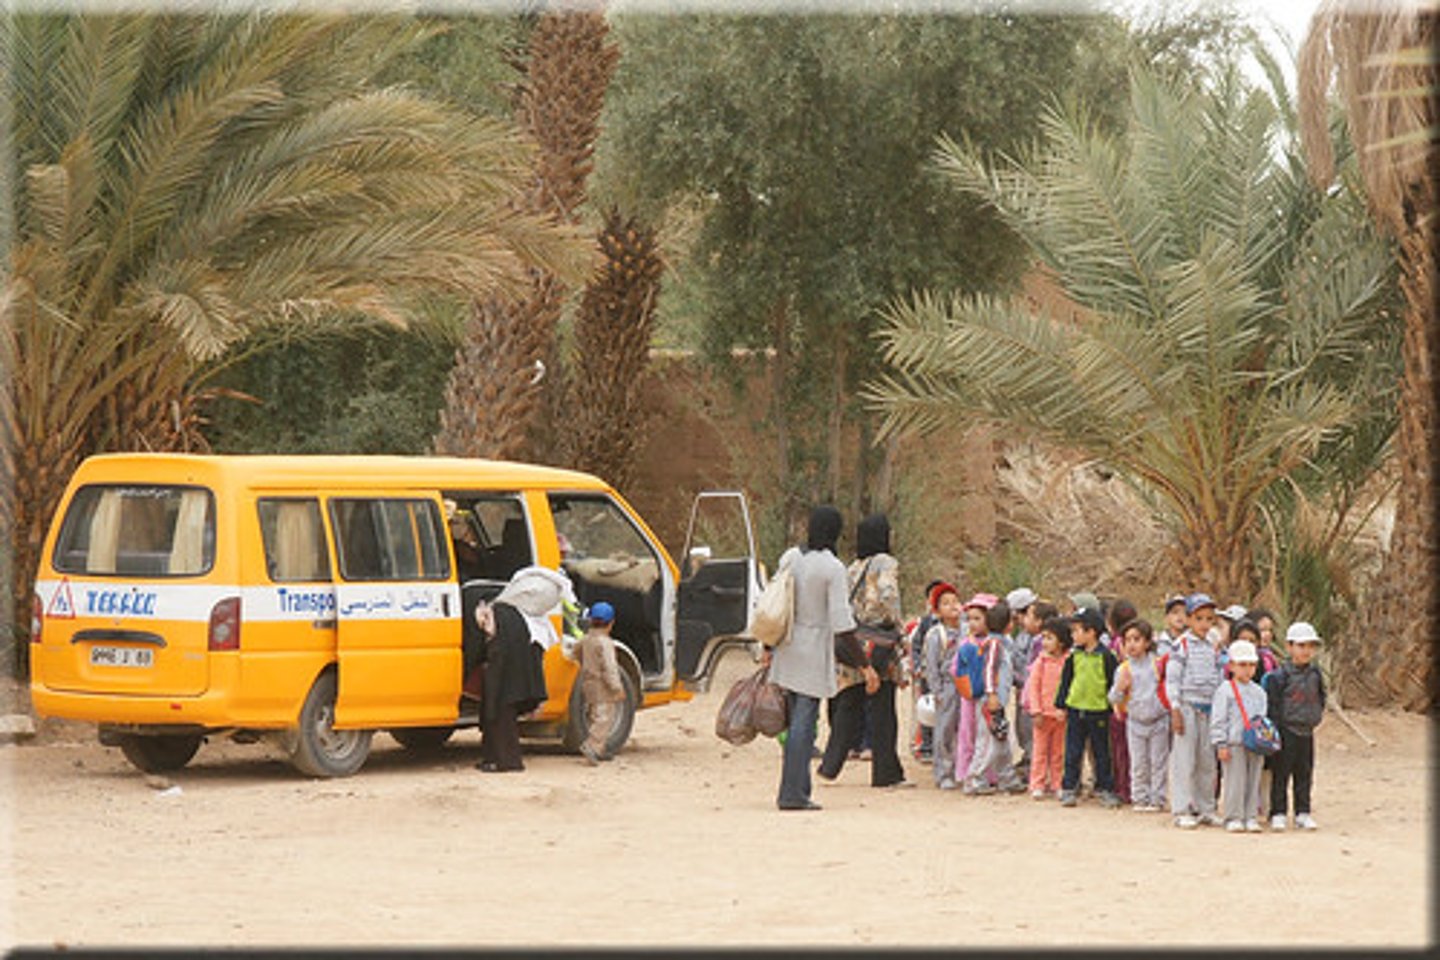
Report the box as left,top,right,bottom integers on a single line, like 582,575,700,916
1258,646,1279,675
1230,678,1283,755
1154,636,1186,711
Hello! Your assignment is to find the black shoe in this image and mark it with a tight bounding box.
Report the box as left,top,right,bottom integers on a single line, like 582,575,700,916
778,800,823,811
477,761,523,773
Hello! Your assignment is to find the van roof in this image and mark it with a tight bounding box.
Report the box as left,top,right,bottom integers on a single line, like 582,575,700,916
75,453,613,492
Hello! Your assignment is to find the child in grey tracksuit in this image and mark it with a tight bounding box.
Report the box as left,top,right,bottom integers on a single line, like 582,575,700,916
923,584,965,789
1108,619,1169,810
1165,594,1225,827
1210,640,1268,831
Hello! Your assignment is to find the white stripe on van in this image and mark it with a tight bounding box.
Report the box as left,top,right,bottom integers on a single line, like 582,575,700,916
35,580,461,624
36,579,221,622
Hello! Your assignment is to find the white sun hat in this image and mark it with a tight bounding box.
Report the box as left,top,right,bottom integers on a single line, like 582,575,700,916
1228,640,1258,663
1285,621,1322,644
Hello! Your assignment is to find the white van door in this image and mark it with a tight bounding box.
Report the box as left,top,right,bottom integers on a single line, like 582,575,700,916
674,491,760,685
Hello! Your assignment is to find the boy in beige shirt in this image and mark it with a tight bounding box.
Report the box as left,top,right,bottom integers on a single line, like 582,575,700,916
577,601,626,765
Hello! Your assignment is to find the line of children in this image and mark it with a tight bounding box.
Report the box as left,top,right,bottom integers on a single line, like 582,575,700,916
896,584,1325,834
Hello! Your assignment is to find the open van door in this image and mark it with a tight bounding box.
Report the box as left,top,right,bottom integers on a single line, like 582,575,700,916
674,491,761,688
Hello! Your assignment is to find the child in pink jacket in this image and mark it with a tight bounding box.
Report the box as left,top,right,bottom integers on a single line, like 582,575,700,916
1023,616,1072,798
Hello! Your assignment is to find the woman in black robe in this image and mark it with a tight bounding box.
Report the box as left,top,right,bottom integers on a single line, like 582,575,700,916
477,599,549,772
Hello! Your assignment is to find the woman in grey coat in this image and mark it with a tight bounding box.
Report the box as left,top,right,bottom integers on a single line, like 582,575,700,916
765,505,875,811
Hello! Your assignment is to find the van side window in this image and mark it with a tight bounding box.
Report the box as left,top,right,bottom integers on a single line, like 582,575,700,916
330,498,450,582
53,485,215,577
258,499,331,582
442,493,531,583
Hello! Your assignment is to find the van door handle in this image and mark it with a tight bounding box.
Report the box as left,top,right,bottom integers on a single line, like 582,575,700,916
313,618,336,629
441,594,452,617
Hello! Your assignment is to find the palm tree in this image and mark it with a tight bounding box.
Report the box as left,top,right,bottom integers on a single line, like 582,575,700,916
0,13,592,674
566,209,665,489
434,9,618,462
866,62,1398,601
1299,3,1436,710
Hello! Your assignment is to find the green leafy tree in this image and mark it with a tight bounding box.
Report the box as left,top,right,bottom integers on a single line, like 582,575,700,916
596,13,1121,526
867,61,1399,601
0,13,591,673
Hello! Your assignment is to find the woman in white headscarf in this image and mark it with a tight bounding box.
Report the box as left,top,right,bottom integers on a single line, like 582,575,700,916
475,566,575,772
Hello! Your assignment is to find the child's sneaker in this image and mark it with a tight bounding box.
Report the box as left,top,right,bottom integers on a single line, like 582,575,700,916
1270,814,1288,831
1059,790,1077,806
1225,820,1245,833
1031,789,1047,800
1174,814,1198,829
1097,791,1122,809
1199,812,1225,827
961,778,996,796
939,778,957,791
1295,813,1318,830
1244,820,1263,833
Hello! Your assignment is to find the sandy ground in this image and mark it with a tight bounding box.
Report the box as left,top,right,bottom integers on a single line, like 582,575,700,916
2,651,1432,950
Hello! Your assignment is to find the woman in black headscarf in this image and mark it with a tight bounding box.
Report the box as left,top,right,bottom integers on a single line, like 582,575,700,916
766,505,874,810
818,512,909,788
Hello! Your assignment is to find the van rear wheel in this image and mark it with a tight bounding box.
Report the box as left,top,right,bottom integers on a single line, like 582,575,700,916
117,733,202,773
288,671,372,778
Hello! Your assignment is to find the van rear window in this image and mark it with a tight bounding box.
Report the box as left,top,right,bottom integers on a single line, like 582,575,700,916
54,485,215,577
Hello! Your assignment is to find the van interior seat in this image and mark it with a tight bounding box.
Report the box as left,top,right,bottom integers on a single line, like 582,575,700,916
484,517,531,579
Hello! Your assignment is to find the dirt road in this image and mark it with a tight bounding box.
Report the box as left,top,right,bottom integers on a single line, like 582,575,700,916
3,655,1431,949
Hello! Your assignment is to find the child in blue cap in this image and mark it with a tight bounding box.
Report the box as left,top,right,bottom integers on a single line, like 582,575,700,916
1164,593,1226,828
577,601,626,765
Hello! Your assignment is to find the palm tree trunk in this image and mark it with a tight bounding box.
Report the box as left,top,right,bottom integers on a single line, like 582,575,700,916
1340,220,1436,709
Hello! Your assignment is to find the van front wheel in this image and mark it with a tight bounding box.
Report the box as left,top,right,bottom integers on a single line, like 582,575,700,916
288,671,372,778
117,733,202,773
562,669,639,757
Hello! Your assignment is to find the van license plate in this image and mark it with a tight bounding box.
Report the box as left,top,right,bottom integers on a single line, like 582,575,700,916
89,646,154,668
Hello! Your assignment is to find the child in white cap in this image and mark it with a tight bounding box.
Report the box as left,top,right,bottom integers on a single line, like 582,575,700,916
1263,622,1326,830
1209,639,1268,832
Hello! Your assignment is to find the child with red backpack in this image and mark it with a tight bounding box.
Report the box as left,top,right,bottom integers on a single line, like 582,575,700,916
1165,593,1226,829
1108,618,1170,811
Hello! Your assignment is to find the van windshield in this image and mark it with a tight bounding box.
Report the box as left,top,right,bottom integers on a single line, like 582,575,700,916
54,485,216,577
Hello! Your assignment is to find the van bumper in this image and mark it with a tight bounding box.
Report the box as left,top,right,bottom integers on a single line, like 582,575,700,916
28,683,301,730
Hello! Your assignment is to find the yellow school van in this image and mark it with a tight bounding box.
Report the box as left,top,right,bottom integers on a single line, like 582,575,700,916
30,454,761,777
